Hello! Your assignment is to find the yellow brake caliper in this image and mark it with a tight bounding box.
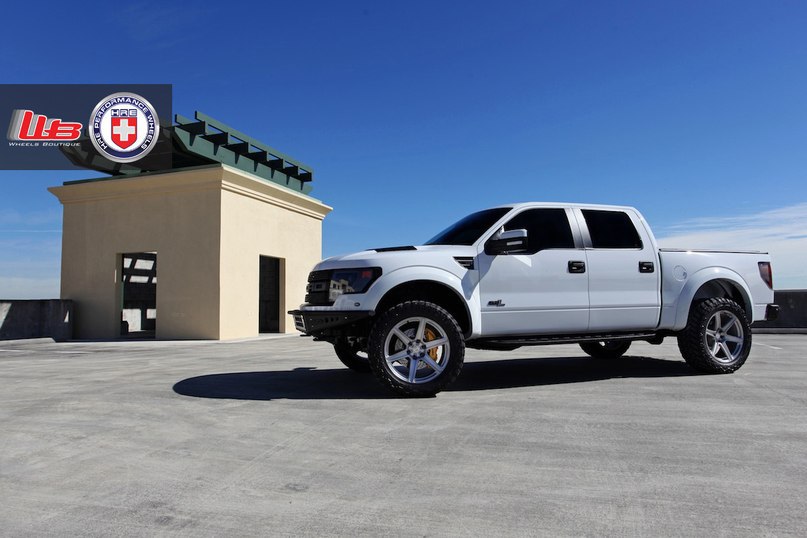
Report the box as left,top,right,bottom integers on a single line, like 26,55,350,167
424,327,440,361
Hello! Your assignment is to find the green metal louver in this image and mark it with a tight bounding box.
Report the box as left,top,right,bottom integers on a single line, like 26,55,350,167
173,112,313,194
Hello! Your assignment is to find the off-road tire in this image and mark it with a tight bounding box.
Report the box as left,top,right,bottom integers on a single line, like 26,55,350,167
579,340,631,359
677,297,751,374
333,337,371,372
368,300,465,397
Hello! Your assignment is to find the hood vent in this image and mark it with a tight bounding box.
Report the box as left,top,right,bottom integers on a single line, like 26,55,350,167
372,246,417,252
454,257,475,270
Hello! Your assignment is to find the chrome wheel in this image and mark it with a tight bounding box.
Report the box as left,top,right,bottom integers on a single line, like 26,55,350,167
678,297,752,374
704,310,745,364
368,301,465,397
383,316,450,384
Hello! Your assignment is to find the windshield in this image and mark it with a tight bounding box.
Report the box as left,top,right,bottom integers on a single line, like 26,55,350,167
425,207,511,246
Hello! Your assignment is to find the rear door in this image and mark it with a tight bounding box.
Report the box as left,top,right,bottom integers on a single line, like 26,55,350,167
576,208,661,331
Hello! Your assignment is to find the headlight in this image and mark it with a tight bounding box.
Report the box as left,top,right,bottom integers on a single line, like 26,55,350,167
306,267,382,305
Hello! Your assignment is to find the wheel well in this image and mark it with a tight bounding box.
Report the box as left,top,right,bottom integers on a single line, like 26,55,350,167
691,279,751,318
375,280,472,337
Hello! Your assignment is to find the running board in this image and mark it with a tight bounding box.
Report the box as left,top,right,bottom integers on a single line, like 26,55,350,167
469,332,658,348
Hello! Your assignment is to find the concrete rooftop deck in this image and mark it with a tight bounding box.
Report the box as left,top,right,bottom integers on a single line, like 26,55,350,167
1,335,805,536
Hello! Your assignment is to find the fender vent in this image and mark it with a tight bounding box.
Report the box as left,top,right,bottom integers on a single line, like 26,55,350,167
454,257,475,270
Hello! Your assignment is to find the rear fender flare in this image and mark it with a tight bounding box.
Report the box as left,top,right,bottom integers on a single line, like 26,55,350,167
673,267,753,330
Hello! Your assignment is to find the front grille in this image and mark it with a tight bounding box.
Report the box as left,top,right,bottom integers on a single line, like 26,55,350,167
306,269,334,305
308,269,331,282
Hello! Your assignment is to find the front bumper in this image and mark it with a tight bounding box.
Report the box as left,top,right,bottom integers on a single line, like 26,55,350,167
289,309,374,334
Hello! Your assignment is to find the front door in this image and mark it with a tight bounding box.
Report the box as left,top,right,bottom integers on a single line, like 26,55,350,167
478,207,589,336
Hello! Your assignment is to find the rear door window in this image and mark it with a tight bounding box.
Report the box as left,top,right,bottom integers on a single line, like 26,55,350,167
581,210,643,249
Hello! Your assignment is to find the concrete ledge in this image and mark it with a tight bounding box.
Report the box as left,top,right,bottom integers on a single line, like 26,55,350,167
0,300,73,341
2,290,801,342
753,290,807,331
753,327,807,334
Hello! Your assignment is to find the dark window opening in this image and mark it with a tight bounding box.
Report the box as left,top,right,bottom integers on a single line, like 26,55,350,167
259,256,281,333
121,252,156,338
582,209,643,249
501,208,575,254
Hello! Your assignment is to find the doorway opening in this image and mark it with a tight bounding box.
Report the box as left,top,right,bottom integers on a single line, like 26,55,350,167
259,256,281,333
121,252,157,338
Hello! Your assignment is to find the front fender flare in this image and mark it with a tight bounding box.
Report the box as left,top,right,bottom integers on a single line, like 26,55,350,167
361,266,480,337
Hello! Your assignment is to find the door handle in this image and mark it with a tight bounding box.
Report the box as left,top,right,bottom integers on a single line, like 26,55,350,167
639,261,655,273
568,261,586,273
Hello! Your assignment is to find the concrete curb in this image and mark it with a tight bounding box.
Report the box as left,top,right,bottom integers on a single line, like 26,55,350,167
753,328,807,335
0,337,57,345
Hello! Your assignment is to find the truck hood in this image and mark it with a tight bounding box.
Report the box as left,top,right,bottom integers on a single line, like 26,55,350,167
314,244,477,272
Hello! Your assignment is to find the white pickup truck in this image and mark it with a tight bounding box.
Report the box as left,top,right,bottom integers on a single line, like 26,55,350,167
291,203,778,397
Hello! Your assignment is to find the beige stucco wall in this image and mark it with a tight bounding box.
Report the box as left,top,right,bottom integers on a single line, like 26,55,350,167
49,164,331,340
218,167,330,339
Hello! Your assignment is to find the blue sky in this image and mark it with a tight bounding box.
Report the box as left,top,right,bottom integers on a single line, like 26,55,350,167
1,0,806,297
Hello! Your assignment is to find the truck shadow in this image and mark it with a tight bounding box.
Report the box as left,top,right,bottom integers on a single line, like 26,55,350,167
173,367,390,400
173,355,697,401
453,355,694,391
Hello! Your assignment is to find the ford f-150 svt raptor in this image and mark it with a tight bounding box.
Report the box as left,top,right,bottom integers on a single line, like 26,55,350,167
291,203,778,397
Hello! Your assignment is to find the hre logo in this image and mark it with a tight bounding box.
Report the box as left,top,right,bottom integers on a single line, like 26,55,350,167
7,109,83,141
89,93,160,163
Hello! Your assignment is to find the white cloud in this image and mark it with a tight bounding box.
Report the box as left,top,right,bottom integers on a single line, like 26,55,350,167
0,277,60,299
657,203,807,290
0,209,61,227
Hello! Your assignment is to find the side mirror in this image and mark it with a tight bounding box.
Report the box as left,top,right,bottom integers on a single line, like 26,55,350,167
485,228,528,255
